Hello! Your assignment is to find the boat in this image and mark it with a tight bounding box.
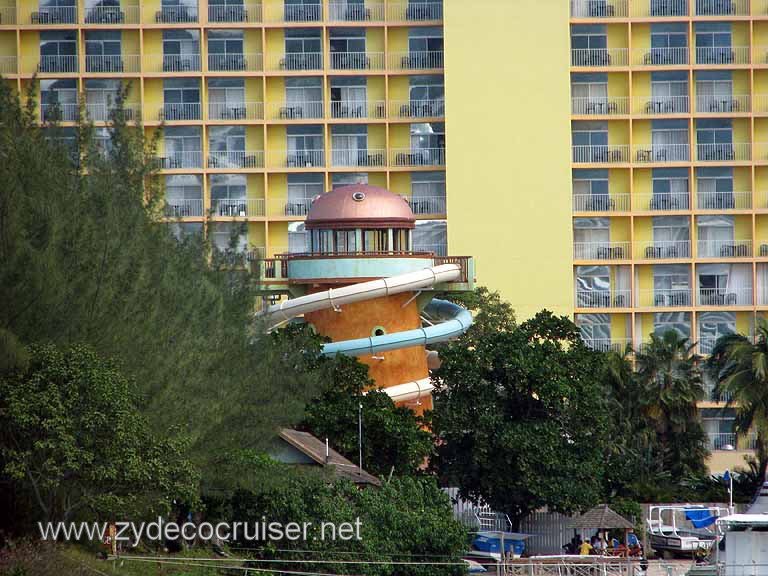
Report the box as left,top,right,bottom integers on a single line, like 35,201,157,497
715,480,768,575
646,505,726,558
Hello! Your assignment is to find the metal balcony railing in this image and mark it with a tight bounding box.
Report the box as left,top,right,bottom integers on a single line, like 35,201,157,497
268,101,323,120
38,55,78,73
695,95,750,114
268,197,314,217
571,48,628,67
386,1,443,21
328,0,384,21
402,195,446,215
330,51,384,70
636,240,691,259
695,47,749,65
269,149,325,169
388,50,444,70
41,103,79,122
208,101,263,121
573,241,631,260
268,52,323,71
633,96,688,115
702,382,732,403
631,0,689,16
207,53,262,72
84,5,139,23
698,287,752,306
696,143,750,162
156,54,201,73
0,56,17,74
632,47,689,66
208,3,262,22
575,290,631,308
85,103,140,122
696,191,751,210
26,6,77,24
413,243,447,256
635,192,690,211
390,147,445,167
0,5,16,23
153,5,198,22
582,337,632,352
158,103,201,121
331,148,386,168
695,0,748,15
634,144,690,163
332,100,386,119
85,54,140,73
164,199,203,218
570,0,628,17
389,99,443,119
156,151,203,169
637,288,692,308
572,144,629,164
264,2,322,22
697,239,752,258
207,150,264,169
571,97,629,116
211,198,265,217
572,193,630,212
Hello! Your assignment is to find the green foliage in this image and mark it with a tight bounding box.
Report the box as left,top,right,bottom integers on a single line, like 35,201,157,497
0,344,199,527
441,287,515,347
301,355,433,477
430,309,610,528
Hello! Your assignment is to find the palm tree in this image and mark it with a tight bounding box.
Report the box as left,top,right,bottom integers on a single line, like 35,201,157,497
635,330,708,480
707,319,768,484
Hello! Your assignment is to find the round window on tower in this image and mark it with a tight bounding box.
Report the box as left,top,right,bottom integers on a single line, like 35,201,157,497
352,191,366,202
371,326,387,337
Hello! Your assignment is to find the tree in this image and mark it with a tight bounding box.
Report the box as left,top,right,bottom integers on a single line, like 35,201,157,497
635,331,708,481
442,286,515,347
430,309,611,529
0,344,199,527
302,355,433,477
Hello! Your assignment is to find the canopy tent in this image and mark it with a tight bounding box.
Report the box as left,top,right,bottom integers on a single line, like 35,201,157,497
570,504,634,530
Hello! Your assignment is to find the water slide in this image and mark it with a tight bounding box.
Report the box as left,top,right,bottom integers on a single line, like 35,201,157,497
257,263,473,403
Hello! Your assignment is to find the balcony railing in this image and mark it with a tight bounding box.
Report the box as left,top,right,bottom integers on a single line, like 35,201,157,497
269,52,323,71
696,95,750,114
208,3,262,22
634,144,690,163
695,0,749,15
633,47,689,67
635,192,690,211
84,5,139,23
572,193,630,212
570,0,628,17
268,101,323,120
386,1,443,21
85,54,140,73
0,56,17,74
413,243,447,256
156,151,203,169
158,103,201,121
330,51,384,70
41,103,79,122
269,149,325,169
332,148,386,168
696,143,750,162
390,147,445,167
38,55,78,73
264,2,322,22
702,382,732,403
636,240,691,259
572,144,629,164
697,191,751,210
329,0,384,21
388,51,444,70
85,103,140,122
268,197,314,217
695,47,749,65
706,433,757,451
582,337,632,352
153,5,198,22
697,239,752,258
571,97,629,116
573,241,630,260
637,288,692,308
0,5,16,23
389,99,444,119
208,101,263,121
26,6,77,24
207,150,264,169
144,54,201,73
164,199,203,217
571,48,628,67
633,96,689,115
211,198,265,217
699,287,752,306
332,100,386,119
403,195,446,215
207,53,262,72
575,290,631,308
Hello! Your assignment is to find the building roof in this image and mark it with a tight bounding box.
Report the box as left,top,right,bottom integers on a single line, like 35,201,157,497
569,504,634,530
305,184,415,230
278,429,381,487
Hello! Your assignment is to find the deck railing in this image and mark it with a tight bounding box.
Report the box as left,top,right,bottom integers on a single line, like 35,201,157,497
695,0,749,15
402,195,446,215
631,0,689,17
390,147,445,167
695,46,750,65
23,6,77,24
632,47,689,66
635,240,691,259
696,143,751,162
329,0,385,21
207,53,262,72
582,338,632,353
331,148,386,168
156,151,203,169
268,197,314,217
571,97,629,116
389,99,444,119
572,144,629,164
570,0,628,17
633,95,689,115
0,56,17,74
38,55,78,73
41,103,79,122
697,239,752,258
633,144,690,163
207,150,264,169
330,51,385,70
388,50,444,70
386,1,443,21
85,54,140,73
571,48,628,67
85,103,140,122
698,287,753,306
696,191,751,210
156,103,201,122
207,3,262,22
269,149,325,169
144,54,201,73
268,52,323,71
575,290,631,308
85,5,139,23
164,199,203,218
634,192,690,211
695,94,750,114
331,100,386,119
636,288,692,308
268,101,324,120
573,241,631,260
572,193,630,212
211,198,265,217
208,101,264,121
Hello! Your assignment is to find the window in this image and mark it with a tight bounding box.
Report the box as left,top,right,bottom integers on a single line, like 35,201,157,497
697,215,735,257
162,30,200,71
164,174,202,217
160,0,198,21
84,31,121,72
363,229,389,252
211,223,248,253
39,31,77,73
209,125,245,153
573,168,609,210
287,126,324,167
576,313,612,348
571,24,607,66
696,70,734,113
698,312,736,354
329,28,366,70
695,21,733,64
408,26,443,53
332,125,368,166
169,222,203,240
410,122,445,164
653,312,691,339
288,173,323,200
652,215,690,257
653,264,690,306
408,74,444,116
413,220,446,255
288,222,307,253
571,72,607,114
284,0,321,21
651,119,689,162
163,78,200,120
208,78,245,118
411,171,446,214
575,265,610,307
574,217,610,245
649,23,687,64
164,126,201,169
210,174,247,216
650,71,688,113
330,76,367,118
40,79,77,122
696,118,733,160
697,167,734,209
39,0,76,22
651,168,689,210
286,77,323,117
572,121,608,162
84,79,122,121
332,173,368,189
285,28,322,54
208,29,245,71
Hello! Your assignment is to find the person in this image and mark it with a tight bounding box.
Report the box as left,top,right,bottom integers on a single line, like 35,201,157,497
627,530,640,548
579,538,593,556
592,535,604,554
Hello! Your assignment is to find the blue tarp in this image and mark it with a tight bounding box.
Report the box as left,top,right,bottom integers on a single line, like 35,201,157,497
685,508,718,528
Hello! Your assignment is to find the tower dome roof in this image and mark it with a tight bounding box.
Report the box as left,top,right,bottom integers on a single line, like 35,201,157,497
305,184,415,230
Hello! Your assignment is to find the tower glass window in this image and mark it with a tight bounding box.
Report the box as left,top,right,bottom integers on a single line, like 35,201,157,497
329,28,367,70
39,31,77,73
695,21,733,64
330,76,368,118
163,78,201,120
283,29,322,70
208,30,245,71
162,30,200,72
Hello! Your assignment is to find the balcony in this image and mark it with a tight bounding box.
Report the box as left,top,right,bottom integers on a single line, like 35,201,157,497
38,55,78,73
207,53,262,72
390,147,445,167
707,433,756,451
636,192,690,211
695,0,748,15
0,56,17,74
264,2,321,22
207,3,262,22
695,95,750,114
207,150,264,169
572,144,629,164
573,241,630,260
571,48,628,68
329,0,384,21
698,239,752,258
144,54,201,73
403,195,446,215
634,144,690,163
269,52,323,72
388,51,444,71
697,191,751,210
208,102,263,121
156,151,202,169
570,0,628,17
636,240,691,259
695,47,749,66
158,103,201,121
0,5,16,23
582,337,632,352
85,54,140,73
26,6,77,24
332,100,385,119
154,5,198,23
698,287,752,306
571,97,629,116
389,99,443,119
85,103,140,122
575,290,631,308
386,1,443,21
413,243,447,256
638,288,692,308
572,193,630,212
268,101,323,120
84,5,139,23
633,47,688,67
331,148,386,168
211,198,265,217
164,199,203,217
41,103,79,122
631,0,689,16
268,197,314,217
330,51,384,71
269,149,325,169
702,381,732,403
634,96,689,115
696,143,750,162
